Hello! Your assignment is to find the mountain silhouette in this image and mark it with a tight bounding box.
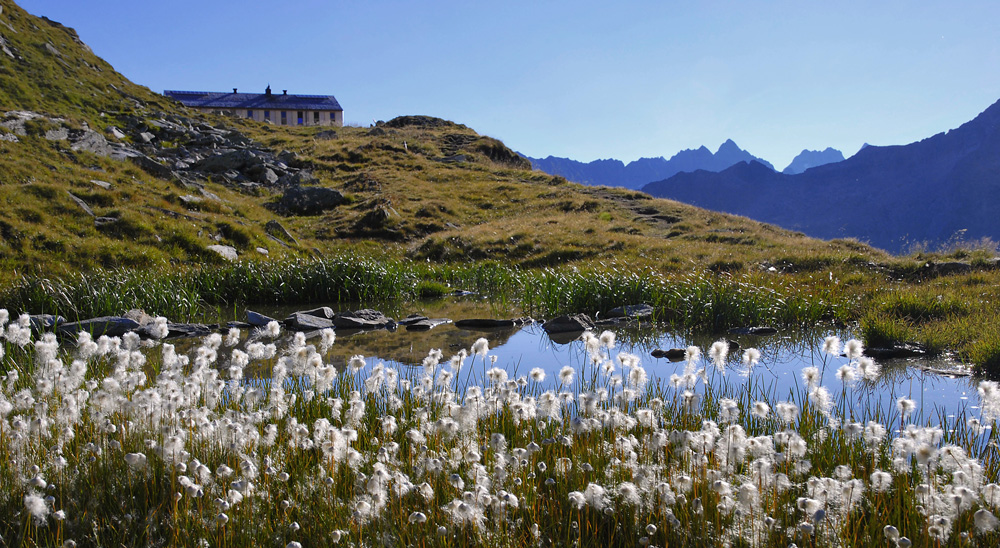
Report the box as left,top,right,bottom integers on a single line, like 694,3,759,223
783,147,845,174
642,98,1000,253
526,140,774,189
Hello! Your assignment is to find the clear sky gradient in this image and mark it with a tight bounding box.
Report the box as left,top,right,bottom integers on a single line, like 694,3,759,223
18,0,1000,170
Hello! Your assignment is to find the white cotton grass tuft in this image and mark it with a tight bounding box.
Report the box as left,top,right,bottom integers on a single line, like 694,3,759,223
559,366,574,386
24,491,49,523
708,340,728,371
822,335,841,357
471,337,489,357
265,320,282,338
529,367,545,383
742,348,761,368
844,339,864,360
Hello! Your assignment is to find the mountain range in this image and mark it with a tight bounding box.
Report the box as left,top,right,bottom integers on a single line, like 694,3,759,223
526,140,776,189
641,98,1000,253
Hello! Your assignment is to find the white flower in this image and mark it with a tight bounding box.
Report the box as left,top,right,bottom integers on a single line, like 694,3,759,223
529,368,545,383
822,335,841,356
751,401,770,419
471,337,489,357
24,492,48,523
265,321,282,338
599,331,616,349
844,339,864,360
348,355,366,372
559,366,574,386
709,340,729,370
742,348,761,367
801,366,820,388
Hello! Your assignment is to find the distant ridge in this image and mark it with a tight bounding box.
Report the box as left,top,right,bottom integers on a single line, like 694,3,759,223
641,97,1000,253
525,140,774,189
783,147,845,174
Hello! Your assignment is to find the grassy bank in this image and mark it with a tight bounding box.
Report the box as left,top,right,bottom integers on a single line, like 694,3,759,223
0,319,998,547
4,254,1000,374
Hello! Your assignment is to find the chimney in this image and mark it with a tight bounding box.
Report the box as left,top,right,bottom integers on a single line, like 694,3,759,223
282,90,287,95
265,85,272,97
233,88,238,94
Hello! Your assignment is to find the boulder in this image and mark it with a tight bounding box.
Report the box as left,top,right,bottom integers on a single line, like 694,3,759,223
333,309,393,329
57,316,140,338
542,314,596,334
285,312,334,331
864,342,929,360
137,322,211,339
272,186,345,216
207,245,238,261
605,303,654,319
298,306,334,319
70,130,113,156
399,314,452,331
29,314,65,333
264,220,297,245
455,318,528,329
66,191,94,217
90,179,112,190
246,310,277,327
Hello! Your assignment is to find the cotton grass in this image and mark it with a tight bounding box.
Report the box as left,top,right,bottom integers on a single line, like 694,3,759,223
0,315,997,547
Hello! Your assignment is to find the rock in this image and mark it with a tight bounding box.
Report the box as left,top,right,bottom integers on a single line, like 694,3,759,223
285,312,334,331
265,220,298,245
455,318,530,329
94,216,119,228
315,130,338,140
66,191,94,217
123,308,154,326
256,247,269,255
605,303,654,319
333,309,393,329
274,170,318,188
272,186,345,216
29,314,65,333
399,314,452,331
451,290,477,297
298,306,335,319
90,179,112,190
108,126,126,140
129,153,174,179
137,322,211,339
44,127,69,141
246,310,277,327
542,314,596,334
70,130,113,156
355,205,390,230
207,245,238,261
651,348,686,361
727,326,778,336
138,131,156,143
57,316,140,338
864,342,929,360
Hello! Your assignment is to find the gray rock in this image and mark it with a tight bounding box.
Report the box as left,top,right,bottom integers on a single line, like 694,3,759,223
108,126,126,140
57,316,140,338
256,247,269,255
400,315,452,331
921,261,972,278
207,245,238,261
285,312,334,331
298,307,335,319
454,318,531,329
333,309,393,329
70,130,113,156
605,303,654,319
29,314,66,333
542,314,596,334
44,127,69,141
265,220,297,245
67,191,95,217
128,153,174,179
138,131,156,143
90,179,112,190
94,216,119,228
864,343,929,360
315,130,338,140
246,310,277,327
272,186,345,216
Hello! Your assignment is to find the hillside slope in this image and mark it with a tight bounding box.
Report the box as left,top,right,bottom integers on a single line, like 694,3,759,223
0,0,882,285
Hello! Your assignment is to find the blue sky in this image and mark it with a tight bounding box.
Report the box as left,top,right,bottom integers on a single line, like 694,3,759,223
18,0,1000,169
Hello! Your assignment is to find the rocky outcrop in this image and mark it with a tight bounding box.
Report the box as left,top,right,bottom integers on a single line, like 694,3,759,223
269,186,345,216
